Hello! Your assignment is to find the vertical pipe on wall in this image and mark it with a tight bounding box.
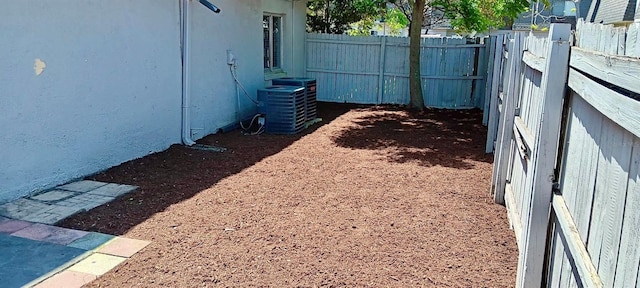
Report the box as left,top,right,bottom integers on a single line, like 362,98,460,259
291,0,295,76
181,0,196,145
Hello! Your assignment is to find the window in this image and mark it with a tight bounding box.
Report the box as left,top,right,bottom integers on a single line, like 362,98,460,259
263,14,282,70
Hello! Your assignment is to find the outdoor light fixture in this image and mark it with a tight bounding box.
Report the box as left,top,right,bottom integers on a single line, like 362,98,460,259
198,0,221,13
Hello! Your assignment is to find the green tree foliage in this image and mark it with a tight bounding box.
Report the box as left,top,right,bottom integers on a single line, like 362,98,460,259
385,8,411,32
434,0,529,33
348,7,410,36
387,0,529,33
348,18,377,36
307,0,387,34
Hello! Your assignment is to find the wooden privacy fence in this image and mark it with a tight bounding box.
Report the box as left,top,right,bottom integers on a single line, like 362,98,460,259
305,33,488,109
487,21,640,287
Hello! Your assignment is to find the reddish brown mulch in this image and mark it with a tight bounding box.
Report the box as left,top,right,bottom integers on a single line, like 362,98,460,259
59,103,517,287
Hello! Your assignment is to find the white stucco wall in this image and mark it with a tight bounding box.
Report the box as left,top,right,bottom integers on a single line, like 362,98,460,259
0,0,183,202
0,0,308,202
188,0,308,138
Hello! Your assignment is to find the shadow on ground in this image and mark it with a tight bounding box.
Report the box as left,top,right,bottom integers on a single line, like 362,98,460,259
331,106,492,169
59,103,492,236
58,102,359,236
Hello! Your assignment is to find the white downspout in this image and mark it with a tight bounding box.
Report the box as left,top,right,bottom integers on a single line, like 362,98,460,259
291,0,295,75
181,0,196,146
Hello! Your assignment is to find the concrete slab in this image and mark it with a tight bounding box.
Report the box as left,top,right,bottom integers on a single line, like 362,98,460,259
21,205,83,225
0,181,133,226
33,270,97,288
11,223,88,245
67,253,127,276
0,219,33,233
0,234,85,288
56,193,114,212
0,198,52,220
86,183,137,198
98,237,150,257
67,232,115,251
30,190,76,202
57,180,108,193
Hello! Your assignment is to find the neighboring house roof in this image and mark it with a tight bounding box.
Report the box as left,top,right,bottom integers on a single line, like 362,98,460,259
586,0,637,23
578,0,594,19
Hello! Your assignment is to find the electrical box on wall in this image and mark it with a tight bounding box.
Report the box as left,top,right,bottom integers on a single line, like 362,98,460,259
227,50,235,65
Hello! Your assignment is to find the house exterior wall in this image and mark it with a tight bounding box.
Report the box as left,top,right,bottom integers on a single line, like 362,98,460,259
0,0,183,202
0,0,308,202
187,0,307,138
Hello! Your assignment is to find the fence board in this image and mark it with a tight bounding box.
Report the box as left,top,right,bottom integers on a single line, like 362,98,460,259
552,194,604,288
377,37,386,103
614,139,640,287
505,183,523,250
625,22,640,57
568,69,640,139
483,37,496,125
522,51,546,72
560,93,603,245
547,220,563,287
587,117,633,287
485,35,505,152
570,48,640,95
514,116,534,153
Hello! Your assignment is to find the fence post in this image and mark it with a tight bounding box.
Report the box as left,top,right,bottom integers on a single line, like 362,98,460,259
377,36,387,104
517,24,572,288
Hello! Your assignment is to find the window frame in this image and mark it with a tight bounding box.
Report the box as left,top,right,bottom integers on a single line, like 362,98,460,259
263,13,284,75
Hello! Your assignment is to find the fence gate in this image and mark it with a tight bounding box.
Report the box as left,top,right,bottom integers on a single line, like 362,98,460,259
490,25,572,287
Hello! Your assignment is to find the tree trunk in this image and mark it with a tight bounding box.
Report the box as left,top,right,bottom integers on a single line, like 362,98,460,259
325,0,331,33
409,0,425,110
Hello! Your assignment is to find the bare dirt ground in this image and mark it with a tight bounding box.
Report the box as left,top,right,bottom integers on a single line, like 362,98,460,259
59,103,517,287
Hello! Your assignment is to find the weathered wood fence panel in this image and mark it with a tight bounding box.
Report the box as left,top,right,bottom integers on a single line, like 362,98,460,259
305,33,488,108
492,25,571,287
546,20,640,288
489,20,640,287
